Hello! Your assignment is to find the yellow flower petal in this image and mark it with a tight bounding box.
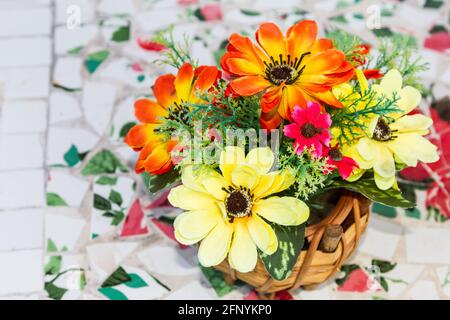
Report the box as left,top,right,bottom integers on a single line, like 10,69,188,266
387,133,439,167
357,137,378,162
374,171,396,190
228,219,257,273
174,209,219,245
373,145,395,178
247,215,278,255
378,69,403,97
219,146,245,182
201,172,229,201
398,86,421,114
181,165,207,193
252,172,277,199
198,219,233,267
231,164,260,190
390,114,432,135
168,185,215,210
356,69,369,93
253,196,309,226
246,147,275,174
345,168,365,182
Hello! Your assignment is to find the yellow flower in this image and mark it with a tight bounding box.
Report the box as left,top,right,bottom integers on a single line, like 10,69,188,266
344,69,439,190
168,146,309,273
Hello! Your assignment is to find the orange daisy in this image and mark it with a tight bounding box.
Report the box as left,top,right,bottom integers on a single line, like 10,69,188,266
220,20,354,129
125,63,220,175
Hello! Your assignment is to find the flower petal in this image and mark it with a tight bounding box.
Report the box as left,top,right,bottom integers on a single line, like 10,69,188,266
134,99,168,124
246,147,275,174
357,138,377,162
231,164,260,190
190,66,220,101
287,20,317,58
256,22,286,59
378,69,403,97
247,215,278,255
219,146,246,182
390,114,432,135
125,123,160,150
373,145,395,178
201,173,229,201
168,185,216,210
374,172,396,190
174,209,219,245
228,219,257,273
398,86,421,114
198,219,233,267
387,133,439,167
253,196,309,226
230,76,271,96
175,63,194,102
225,58,263,76
153,74,176,108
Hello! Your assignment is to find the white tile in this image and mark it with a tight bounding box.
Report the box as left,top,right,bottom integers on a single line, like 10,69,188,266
165,281,214,300
46,127,99,166
358,217,403,260
98,0,136,15
0,250,43,295
436,266,450,298
53,57,82,89
0,37,51,67
0,170,45,209
49,91,82,124
0,209,43,251
405,227,450,264
1,100,47,133
55,25,98,55
47,171,89,207
0,8,51,36
45,209,86,251
0,1,50,10
82,81,118,135
408,280,440,300
98,58,153,88
136,10,180,32
0,134,43,170
0,67,49,99
55,0,95,24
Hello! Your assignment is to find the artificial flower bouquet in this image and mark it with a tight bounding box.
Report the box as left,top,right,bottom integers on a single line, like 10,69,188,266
126,20,439,294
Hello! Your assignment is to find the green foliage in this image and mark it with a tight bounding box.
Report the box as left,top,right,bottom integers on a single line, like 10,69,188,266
143,170,180,193
152,25,197,68
81,150,128,176
46,192,68,207
279,146,330,200
326,29,365,65
330,89,401,145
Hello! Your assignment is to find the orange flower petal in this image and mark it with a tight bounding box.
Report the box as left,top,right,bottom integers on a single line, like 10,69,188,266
225,58,264,76
143,143,173,175
228,33,266,67
175,63,194,102
134,99,168,124
260,108,282,130
285,85,307,113
261,85,283,113
153,74,176,108
311,38,334,53
230,75,271,96
287,20,317,58
125,123,160,151
190,65,220,100
312,90,343,108
256,22,286,59
303,49,345,75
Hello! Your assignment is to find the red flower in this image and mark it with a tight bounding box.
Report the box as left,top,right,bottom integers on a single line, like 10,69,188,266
324,144,359,179
401,108,450,217
137,37,166,52
283,101,331,157
337,269,373,293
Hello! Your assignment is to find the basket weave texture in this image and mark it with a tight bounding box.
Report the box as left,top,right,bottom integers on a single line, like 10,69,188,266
213,190,371,298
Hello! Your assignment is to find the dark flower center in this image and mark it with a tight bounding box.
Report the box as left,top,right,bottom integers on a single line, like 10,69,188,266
301,123,321,138
329,148,343,161
265,52,310,85
224,188,252,219
167,102,190,123
372,117,396,141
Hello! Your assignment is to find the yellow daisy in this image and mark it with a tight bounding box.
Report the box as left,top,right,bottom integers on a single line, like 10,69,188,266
346,69,439,189
168,146,309,273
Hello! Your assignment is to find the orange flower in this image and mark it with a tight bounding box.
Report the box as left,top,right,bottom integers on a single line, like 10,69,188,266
220,20,354,129
125,63,220,175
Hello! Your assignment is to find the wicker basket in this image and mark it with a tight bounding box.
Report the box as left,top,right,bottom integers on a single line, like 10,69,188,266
213,190,371,299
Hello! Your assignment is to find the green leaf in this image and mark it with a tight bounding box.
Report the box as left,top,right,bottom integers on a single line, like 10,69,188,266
119,121,136,138
109,189,123,207
240,9,261,16
330,176,415,208
99,287,128,300
80,273,87,290
200,266,235,298
101,267,131,288
93,194,112,211
44,256,62,275
405,207,421,219
68,46,84,54
373,27,394,38
144,170,180,193
111,210,125,226
193,8,205,21
81,150,128,176
63,144,81,167
259,221,306,281
46,192,68,207
124,273,148,288
95,176,118,186
372,203,397,218
111,24,130,42
102,212,115,218
84,50,110,74
47,238,58,253
371,259,397,273
379,276,389,292
45,282,68,300
52,81,81,92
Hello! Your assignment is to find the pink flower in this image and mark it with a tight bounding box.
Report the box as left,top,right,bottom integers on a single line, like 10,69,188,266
283,102,331,157
324,144,359,179
200,4,222,21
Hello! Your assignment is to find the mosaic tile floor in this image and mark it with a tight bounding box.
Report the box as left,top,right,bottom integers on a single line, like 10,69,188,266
0,0,449,300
